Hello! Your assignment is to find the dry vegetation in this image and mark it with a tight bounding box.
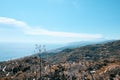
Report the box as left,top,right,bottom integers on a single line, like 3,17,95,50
0,40,120,80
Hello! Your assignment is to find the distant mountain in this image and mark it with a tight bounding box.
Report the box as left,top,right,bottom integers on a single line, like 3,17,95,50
48,40,120,63
57,40,114,49
34,40,114,58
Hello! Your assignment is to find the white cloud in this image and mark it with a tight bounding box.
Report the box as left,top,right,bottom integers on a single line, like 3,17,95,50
0,17,30,30
27,28,102,39
0,17,103,42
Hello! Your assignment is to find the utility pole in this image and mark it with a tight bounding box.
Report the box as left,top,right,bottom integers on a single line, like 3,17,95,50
35,44,46,80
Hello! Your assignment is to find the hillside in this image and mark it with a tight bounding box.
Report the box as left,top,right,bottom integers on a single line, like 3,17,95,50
48,40,120,63
34,40,113,57
0,57,47,80
0,40,120,80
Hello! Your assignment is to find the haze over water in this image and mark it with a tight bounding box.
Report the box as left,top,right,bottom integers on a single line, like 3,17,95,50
0,42,63,62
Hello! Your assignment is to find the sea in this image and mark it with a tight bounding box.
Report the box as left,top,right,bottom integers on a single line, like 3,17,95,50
0,42,63,62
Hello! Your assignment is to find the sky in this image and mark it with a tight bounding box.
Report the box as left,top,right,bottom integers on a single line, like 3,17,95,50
0,0,120,44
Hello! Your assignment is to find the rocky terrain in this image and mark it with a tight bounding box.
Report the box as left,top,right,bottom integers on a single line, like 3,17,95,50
0,40,120,80
0,56,48,80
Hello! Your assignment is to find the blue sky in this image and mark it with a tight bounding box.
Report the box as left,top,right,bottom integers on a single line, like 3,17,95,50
0,0,120,44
